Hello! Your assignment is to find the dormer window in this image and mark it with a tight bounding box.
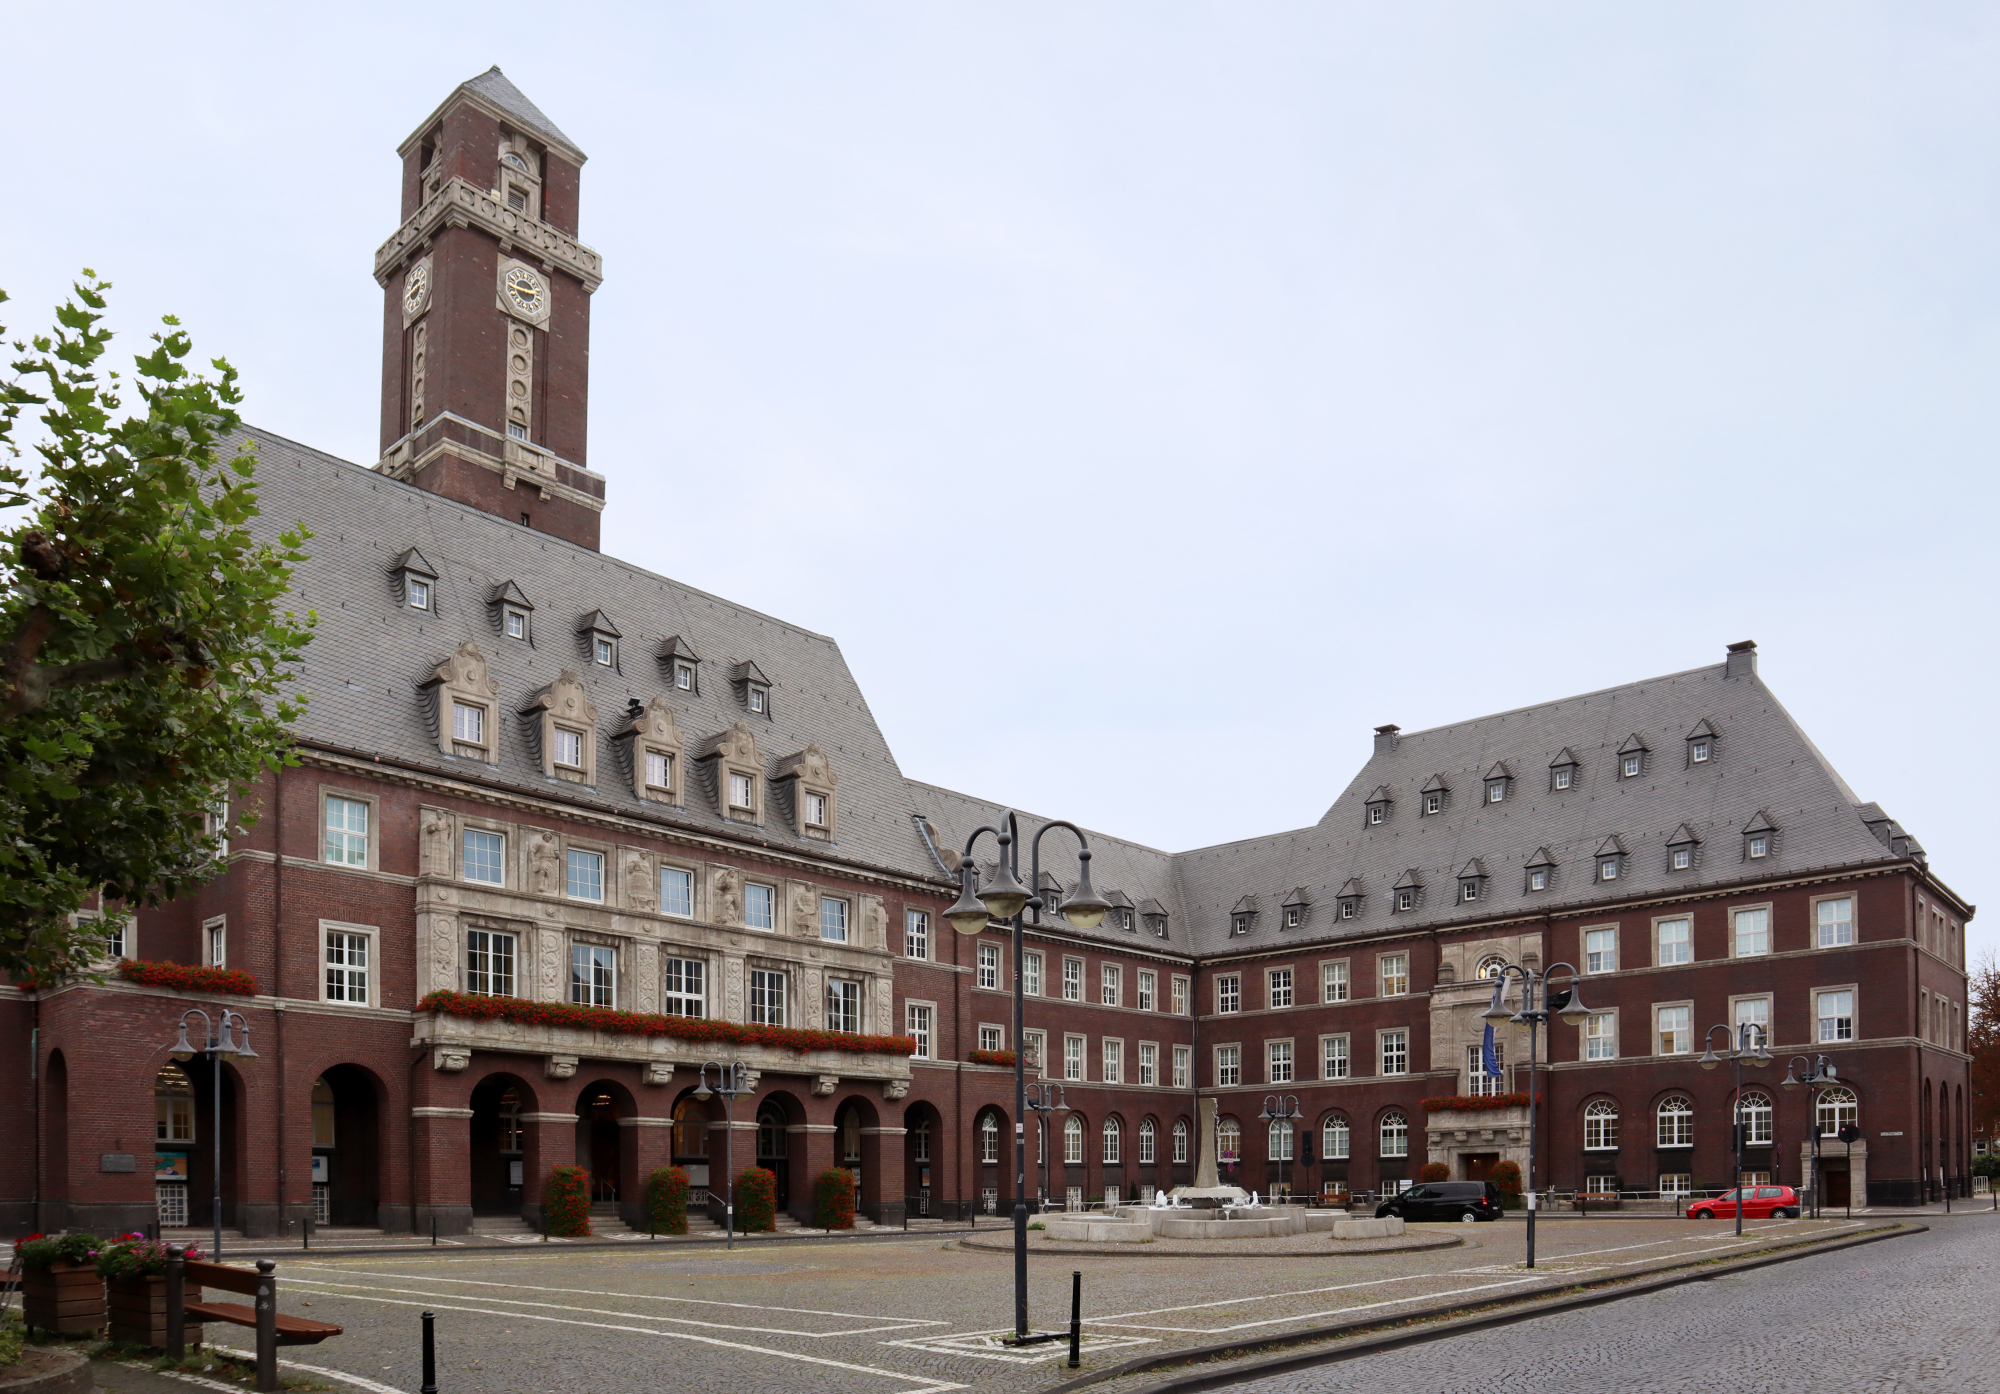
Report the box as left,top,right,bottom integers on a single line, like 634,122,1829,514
1107,891,1136,931
1672,847,1692,869
1685,719,1718,767
392,548,438,612
660,637,701,694
1460,882,1478,902
1599,858,1618,881
522,672,598,786
1420,775,1448,816
408,578,431,611
732,660,772,717
1457,858,1488,904
618,696,685,806
1667,824,1700,873
1230,895,1259,936
1691,741,1710,762
1622,756,1640,778
1370,806,1385,825
1742,811,1777,861
1424,794,1441,815
1364,786,1393,827
1483,762,1512,804
578,612,621,670
1595,836,1627,883
1549,748,1580,792
1145,914,1168,938
553,727,585,770
1617,734,1649,780
1748,836,1767,858
675,662,695,690
1233,915,1252,935
1397,891,1414,911
749,686,766,713
1391,870,1422,913
1554,767,1572,789
729,773,754,809
1340,899,1358,919
805,792,827,827
1524,849,1556,894
491,581,535,642
506,609,529,640
594,637,615,666
1336,878,1362,921
1529,869,1548,891
647,750,674,790
1281,885,1312,930
1286,906,1301,927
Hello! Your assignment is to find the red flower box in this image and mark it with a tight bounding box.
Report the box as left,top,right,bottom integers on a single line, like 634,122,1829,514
1421,1092,1531,1113
967,1049,1016,1068
418,990,919,1057
117,959,257,997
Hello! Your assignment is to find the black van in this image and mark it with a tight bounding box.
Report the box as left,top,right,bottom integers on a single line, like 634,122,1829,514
1374,1181,1502,1223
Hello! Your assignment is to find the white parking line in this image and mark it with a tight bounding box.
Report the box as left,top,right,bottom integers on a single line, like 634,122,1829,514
1100,1276,1551,1334
207,1346,410,1394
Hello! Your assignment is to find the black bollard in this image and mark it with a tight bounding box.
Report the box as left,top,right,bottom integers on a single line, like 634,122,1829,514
420,1310,438,1394
1067,1269,1081,1369
432,1216,438,1246
303,1217,311,1252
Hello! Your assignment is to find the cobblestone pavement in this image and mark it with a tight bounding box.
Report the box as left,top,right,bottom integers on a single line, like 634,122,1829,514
1219,1213,1998,1394
200,1216,1884,1394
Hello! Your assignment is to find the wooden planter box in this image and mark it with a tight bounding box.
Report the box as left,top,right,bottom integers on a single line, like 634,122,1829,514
106,1274,202,1350
18,1261,104,1335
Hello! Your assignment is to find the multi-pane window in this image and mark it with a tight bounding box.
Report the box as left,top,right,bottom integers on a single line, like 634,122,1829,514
1671,846,1692,870
645,749,673,791
1172,1045,1191,1089
1324,961,1350,1002
102,917,127,960
1171,975,1189,1015
1585,928,1617,974
673,660,695,691
324,929,370,1003
1062,958,1083,1002
452,701,485,747
156,1067,196,1144
820,896,848,942
324,796,369,867
1380,1029,1409,1076
570,944,616,1007
980,1114,1000,1163
1322,1116,1350,1160
1659,1173,1693,1197
1733,908,1770,957
1065,1116,1085,1164
1139,1118,1156,1164
1024,951,1044,995
466,929,515,996
750,969,787,1026
462,828,504,884
1379,954,1409,996
1817,897,1854,947
1657,1095,1694,1148
660,866,694,917
1137,970,1157,1011
1817,990,1854,1042
1138,1042,1158,1086
1217,975,1241,1013
662,958,705,1017
1734,996,1770,1048
1216,1044,1242,1087
745,883,775,931
1103,1039,1123,1084
204,917,226,968
1816,1087,1859,1136
905,1002,931,1057
904,910,930,960
1740,1090,1774,1145
1102,1118,1122,1164
505,607,529,641
1379,1111,1409,1158
728,773,755,810
804,792,828,827
1267,1040,1294,1084
977,942,1000,990
566,848,604,900
1064,1035,1085,1081
1323,1035,1350,1079
1268,1119,1294,1162
1172,1119,1190,1163
1268,968,1293,1008
552,727,585,770
1102,964,1122,1006
826,978,861,1033
1466,1041,1505,1095
1586,1012,1617,1060
1584,1100,1618,1150
1218,1120,1241,1164
1657,917,1692,965
978,1025,1003,1051
407,577,431,610
1657,1005,1692,1055
593,637,615,667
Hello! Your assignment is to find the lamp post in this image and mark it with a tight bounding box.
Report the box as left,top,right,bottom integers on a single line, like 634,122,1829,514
166,1008,257,1259
1259,1096,1302,1201
1025,1083,1068,1213
944,811,1110,1343
1780,1054,1838,1218
1481,962,1593,1269
693,1061,751,1250
1699,1023,1774,1237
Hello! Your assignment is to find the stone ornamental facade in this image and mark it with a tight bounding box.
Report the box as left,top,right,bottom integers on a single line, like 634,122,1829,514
0,71,1974,1237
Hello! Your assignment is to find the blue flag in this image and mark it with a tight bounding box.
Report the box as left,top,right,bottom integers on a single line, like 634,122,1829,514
1481,1022,1500,1078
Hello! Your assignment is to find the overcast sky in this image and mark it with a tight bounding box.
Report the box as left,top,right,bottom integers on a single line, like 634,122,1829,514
5,4,1995,956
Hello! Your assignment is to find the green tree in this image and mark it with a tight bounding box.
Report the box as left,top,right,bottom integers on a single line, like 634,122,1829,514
0,275,312,982
1970,951,2000,1154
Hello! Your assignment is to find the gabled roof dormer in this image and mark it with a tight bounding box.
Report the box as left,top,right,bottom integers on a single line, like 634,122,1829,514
1616,733,1650,780
521,670,599,785
1391,869,1423,913
1666,822,1701,872
774,742,836,840
1035,871,1063,920
1105,889,1137,932
490,579,534,642
1594,834,1628,882
1138,897,1170,939
1230,894,1259,937
731,659,772,717
1482,761,1513,804
1364,785,1394,827
1456,858,1489,904
1742,810,1778,862
1281,887,1311,930
1335,876,1364,921
1419,774,1450,816
1524,846,1556,893
1549,747,1581,791
699,721,763,825
391,547,437,611
1685,718,1719,767
425,639,499,762
616,694,683,805
578,610,621,670
660,635,700,694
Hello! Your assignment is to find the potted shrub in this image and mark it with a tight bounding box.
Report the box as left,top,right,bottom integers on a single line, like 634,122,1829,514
97,1234,203,1348
543,1165,592,1237
1417,1162,1451,1183
814,1167,857,1230
735,1166,777,1233
646,1166,690,1236
1491,1160,1525,1211
14,1232,105,1334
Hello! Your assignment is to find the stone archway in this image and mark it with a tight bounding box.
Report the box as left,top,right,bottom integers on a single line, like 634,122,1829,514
902,1101,943,1216
469,1073,537,1217
311,1064,386,1228
573,1078,638,1207
756,1090,806,1213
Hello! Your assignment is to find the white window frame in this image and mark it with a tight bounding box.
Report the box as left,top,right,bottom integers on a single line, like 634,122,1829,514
1024,950,1044,996
1654,914,1693,967
1101,963,1121,1007
1656,1096,1695,1148
1062,957,1083,1002
904,909,930,960
977,941,1001,990
1171,974,1190,1015
1322,959,1350,1002
1584,1010,1618,1061
1731,903,1773,958
320,920,378,1006
1064,1034,1085,1081
565,846,606,902
749,967,788,1025
462,826,506,886
1171,1045,1191,1089
972,1022,1003,1053
728,771,756,811
200,915,226,970
1812,893,1856,949
551,724,586,771
1378,953,1409,997
1321,1033,1351,1079
1266,1039,1294,1084
1137,969,1157,1011
1583,925,1618,975
1138,1041,1158,1086
1583,1099,1619,1151
820,895,849,942
1655,1001,1694,1056
569,941,618,1007
1322,1115,1351,1160
905,1000,933,1058
1379,1111,1409,1158
661,956,706,1017
1024,1029,1047,1078
321,789,375,870
745,882,777,932
1102,1038,1124,1085
1215,1043,1241,1088
825,977,863,1034
1814,985,1857,1043
1378,1028,1409,1076
1267,966,1294,1008
466,927,517,997
1216,974,1241,1014
659,863,696,919
1731,993,1772,1047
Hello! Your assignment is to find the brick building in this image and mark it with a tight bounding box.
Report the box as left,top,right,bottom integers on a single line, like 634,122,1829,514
0,70,1973,1238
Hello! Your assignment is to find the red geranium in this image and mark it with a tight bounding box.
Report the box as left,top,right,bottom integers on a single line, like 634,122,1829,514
967,1049,1016,1068
1421,1093,1531,1113
418,990,919,1057
117,959,257,997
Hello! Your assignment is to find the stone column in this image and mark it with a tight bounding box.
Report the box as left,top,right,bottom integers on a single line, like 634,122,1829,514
791,1123,837,1225
517,1111,580,1229
622,1116,673,1231
860,1126,907,1225
410,1107,474,1236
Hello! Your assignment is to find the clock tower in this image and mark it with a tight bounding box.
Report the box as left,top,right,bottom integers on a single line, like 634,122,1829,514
372,68,607,550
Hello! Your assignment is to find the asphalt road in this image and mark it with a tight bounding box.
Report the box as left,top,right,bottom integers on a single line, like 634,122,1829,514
1222,1213,2000,1394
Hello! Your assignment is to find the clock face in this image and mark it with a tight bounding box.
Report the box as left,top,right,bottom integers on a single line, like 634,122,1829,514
503,266,546,317
401,262,430,316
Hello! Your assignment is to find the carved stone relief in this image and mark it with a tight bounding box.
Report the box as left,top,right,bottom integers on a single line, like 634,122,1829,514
526,829,561,897
420,807,455,877
427,912,457,995
789,881,818,938
433,1046,470,1072
803,968,824,1029
623,849,656,913
642,1063,675,1086
545,1054,578,1080
860,896,888,952
632,939,659,1015
521,672,600,784
813,1075,839,1097
724,956,745,1023
428,640,501,760
875,978,895,1039
538,926,564,1001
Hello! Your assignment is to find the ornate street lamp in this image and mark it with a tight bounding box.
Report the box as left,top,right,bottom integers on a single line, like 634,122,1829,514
1699,1023,1774,1237
1481,962,1592,1269
693,1060,751,1250
1259,1095,1303,1201
950,811,1109,1342
1781,1054,1838,1218
166,1008,257,1259
1024,1083,1068,1212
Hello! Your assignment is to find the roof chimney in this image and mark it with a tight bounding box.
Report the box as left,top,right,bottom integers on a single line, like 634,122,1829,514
1374,723,1400,754
1724,640,1757,679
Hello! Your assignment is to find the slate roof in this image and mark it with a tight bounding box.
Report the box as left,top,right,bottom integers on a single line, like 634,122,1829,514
462,67,585,162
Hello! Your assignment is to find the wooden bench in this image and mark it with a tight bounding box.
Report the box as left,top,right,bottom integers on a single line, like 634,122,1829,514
164,1249,343,1393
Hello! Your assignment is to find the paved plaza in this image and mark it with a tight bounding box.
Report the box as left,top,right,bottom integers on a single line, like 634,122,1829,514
117,1215,1905,1394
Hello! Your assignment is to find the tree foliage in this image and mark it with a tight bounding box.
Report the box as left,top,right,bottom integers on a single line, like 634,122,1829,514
0,275,312,981
1970,951,2000,1148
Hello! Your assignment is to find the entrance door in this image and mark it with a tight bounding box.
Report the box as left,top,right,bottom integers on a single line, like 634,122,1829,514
1823,1167,1851,1207
756,1105,790,1210
583,1091,622,1202
1462,1153,1501,1182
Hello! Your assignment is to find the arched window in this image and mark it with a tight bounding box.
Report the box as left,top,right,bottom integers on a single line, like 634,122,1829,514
1217,1118,1241,1163
1657,1095,1694,1148
1268,1119,1294,1161
1322,1115,1350,1160
311,1076,336,1148
1064,1114,1085,1164
1583,1099,1618,1151
1739,1090,1773,1146
1103,1117,1122,1165
155,1064,194,1144
979,1112,1000,1164
758,1103,790,1160
1138,1118,1156,1164
497,1087,523,1153
1379,1111,1409,1158
673,1097,709,1158
1172,1119,1190,1164
909,1116,929,1164
1817,1087,1859,1137
838,1106,862,1165
1476,955,1508,980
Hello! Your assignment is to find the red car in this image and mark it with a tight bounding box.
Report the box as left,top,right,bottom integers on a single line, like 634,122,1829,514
1687,1184,1802,1220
